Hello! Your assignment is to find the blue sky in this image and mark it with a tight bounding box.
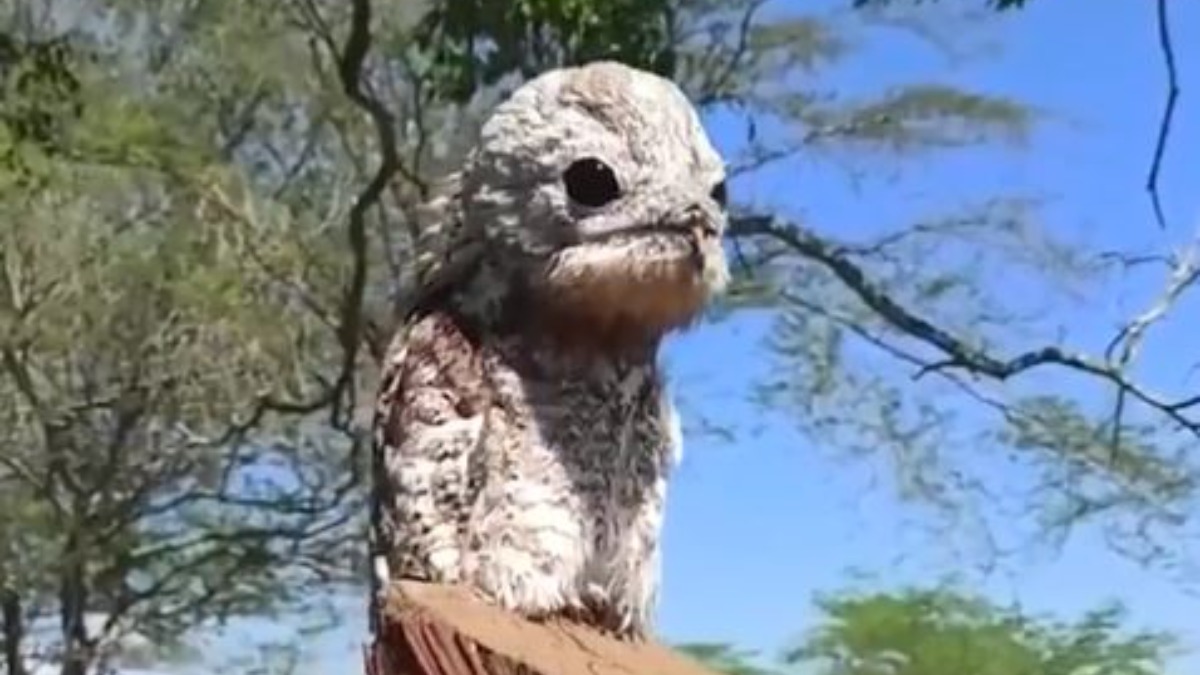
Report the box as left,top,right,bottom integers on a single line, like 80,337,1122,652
184,2,1200,673
652,0,1200,666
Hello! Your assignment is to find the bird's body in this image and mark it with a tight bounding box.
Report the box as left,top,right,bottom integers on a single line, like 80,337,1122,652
373,296,680,636
370,60,728,640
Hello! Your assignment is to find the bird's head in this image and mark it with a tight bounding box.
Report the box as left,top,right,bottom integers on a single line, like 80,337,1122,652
458,61,729,346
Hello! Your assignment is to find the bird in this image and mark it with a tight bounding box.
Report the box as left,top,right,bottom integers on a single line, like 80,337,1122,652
369,60,729,642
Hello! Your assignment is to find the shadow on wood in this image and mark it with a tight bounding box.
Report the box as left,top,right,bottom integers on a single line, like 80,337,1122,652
365,581,724,675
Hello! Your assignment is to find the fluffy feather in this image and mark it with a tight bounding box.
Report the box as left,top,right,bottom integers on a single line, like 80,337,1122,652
372,60,728,640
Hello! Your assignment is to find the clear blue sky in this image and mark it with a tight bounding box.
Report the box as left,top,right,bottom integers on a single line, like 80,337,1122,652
189,2,1200,673
652,0,1200,666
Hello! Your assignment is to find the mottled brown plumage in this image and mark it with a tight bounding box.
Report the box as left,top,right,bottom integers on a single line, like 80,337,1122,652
370,60,728,641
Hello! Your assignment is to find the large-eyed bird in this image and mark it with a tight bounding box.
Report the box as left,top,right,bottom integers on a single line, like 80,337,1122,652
370,60,729,641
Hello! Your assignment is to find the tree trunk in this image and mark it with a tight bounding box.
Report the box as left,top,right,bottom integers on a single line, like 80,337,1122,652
58,533,91,675
1,588,26,675
368,581,723,675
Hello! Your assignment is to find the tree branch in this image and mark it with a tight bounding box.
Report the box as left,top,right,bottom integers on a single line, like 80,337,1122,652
1145,0,1179,231
729,215,1200,438
287,0,404,431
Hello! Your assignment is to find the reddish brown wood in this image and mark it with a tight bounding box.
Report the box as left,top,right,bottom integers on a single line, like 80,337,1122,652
367,581,722,675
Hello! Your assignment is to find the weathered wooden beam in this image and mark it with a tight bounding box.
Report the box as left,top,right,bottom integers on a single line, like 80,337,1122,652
365,581,723,675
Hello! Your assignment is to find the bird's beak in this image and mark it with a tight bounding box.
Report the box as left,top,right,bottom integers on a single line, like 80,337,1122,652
662,219,719,241
657,197,721,238
574,201,723,247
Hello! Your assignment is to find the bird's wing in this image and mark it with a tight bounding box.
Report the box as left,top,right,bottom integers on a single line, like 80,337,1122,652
397,170,486,320
370,309,489,587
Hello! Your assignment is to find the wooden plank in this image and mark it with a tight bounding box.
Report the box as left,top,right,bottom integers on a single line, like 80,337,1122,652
367,581,722,675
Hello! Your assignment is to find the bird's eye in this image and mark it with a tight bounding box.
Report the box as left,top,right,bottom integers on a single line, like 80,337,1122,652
563,157,621,208
710,180,728,209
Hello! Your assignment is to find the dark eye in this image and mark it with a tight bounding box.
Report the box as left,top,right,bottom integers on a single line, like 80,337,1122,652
710,180,728,209
563,157,621,208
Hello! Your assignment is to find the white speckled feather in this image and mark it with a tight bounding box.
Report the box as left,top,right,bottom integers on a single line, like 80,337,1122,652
371,60,727,641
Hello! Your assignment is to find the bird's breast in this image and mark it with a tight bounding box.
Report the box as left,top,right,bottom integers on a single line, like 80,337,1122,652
484,351,675,509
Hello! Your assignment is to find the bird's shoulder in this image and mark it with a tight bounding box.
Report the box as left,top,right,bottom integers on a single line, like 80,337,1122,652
375,308,490,440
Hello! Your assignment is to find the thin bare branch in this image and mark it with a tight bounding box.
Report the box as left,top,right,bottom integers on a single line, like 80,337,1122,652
730,215,1200,439
1100,232,1200,454
1145,0,1179,231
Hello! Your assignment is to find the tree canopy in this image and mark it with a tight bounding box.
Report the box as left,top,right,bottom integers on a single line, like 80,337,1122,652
682,586,1177,675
